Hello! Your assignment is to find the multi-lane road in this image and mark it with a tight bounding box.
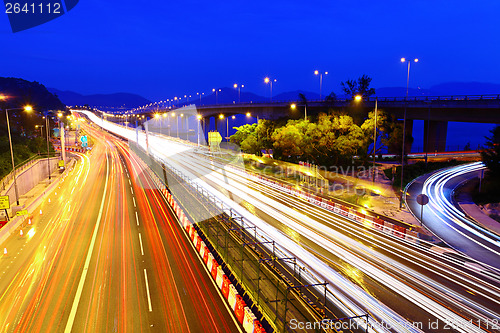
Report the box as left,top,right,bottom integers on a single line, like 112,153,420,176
0,124,238,332
83,111,500,333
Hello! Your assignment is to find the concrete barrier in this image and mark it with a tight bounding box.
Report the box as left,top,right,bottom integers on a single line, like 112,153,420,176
0,158,76,246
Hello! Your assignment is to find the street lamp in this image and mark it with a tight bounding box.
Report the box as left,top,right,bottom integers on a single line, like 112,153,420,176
212,88,221,104
180,113,185,140
264,77,277,102
197,92,204,104
314,70,328,100
372,98,379,183
197,114,202,146
233,83,244,103
399,57,419,208
35,124,44,136
290,103,308,120
171,112,178,138
45,114,51,180
3,104,33,205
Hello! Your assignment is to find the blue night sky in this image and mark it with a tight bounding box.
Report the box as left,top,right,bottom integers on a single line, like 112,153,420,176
2,0,500,101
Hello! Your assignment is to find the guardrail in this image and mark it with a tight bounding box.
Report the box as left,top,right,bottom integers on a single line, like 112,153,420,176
110,94,500,114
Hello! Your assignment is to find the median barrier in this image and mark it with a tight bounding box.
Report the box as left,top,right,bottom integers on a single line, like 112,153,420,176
221,275,230,299
203,247,209,265
195,234,202,252
234,295,246,324
216,265,225,289
207,252,215,272
211,259,219,280
243,307,257,333
228,284,238,311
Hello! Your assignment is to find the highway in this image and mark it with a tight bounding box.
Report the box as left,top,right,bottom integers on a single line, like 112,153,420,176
83,111,500,333
406,162,500,269
0,125,238,332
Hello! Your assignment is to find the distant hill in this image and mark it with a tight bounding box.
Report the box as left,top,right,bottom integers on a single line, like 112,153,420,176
428,82,500,96
375,82,500,98
48,88,151,108
0,77,65,111
273,90,320,101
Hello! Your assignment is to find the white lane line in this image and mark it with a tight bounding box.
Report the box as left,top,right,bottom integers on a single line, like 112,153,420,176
138,233,144,255
135,211,139,226
144,269,153,312
130,186,134,195
133,197,136,207
128,179,131,185
64,149,110,333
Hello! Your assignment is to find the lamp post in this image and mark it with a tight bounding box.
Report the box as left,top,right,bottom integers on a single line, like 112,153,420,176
212,88,221,104
45,114,51,180
314,70,328,100
399,57,419,209
219,114,225,141
35,124,44,136
172,112,178,138
233,84,244,103
264,77,277,102
372,97,378,183
180,113,184,140
197,92,204,104
3,104,33,206
197,114,202,146
290,103,307,120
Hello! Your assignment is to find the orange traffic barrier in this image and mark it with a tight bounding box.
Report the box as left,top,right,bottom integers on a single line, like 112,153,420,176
221,275,230,299
234,295,246,324
210,259,218,280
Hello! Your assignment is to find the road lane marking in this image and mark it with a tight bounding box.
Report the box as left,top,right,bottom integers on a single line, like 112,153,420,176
130,186,134,195
138,233,144,255
135,211,139,226
133,197,136,207
64,150,110,333
144,269,153,312
128,179,131,185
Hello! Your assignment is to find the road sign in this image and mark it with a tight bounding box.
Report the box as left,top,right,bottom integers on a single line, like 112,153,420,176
16,209,28,216
0,196,10,210
58,160,65,168
416,194,429,205
416,193,429,225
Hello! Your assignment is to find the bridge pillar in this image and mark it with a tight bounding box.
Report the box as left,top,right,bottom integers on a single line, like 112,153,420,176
424,120,448,153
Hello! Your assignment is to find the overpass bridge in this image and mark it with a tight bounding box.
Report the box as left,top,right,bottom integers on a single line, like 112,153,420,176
105,94,500,153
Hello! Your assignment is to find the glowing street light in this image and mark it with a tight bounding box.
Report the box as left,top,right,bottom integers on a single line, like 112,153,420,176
233,83,244,103
212,88,221,104
264,77,277,102
354,95,362,102
314,70,328,100
2,103,35,205
399,57,419,208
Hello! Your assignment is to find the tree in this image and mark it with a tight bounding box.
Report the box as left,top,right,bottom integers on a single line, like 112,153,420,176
271,121,304,160
360,109,390,156
481,125,500,178
230,123,257,146
341,74,376,99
